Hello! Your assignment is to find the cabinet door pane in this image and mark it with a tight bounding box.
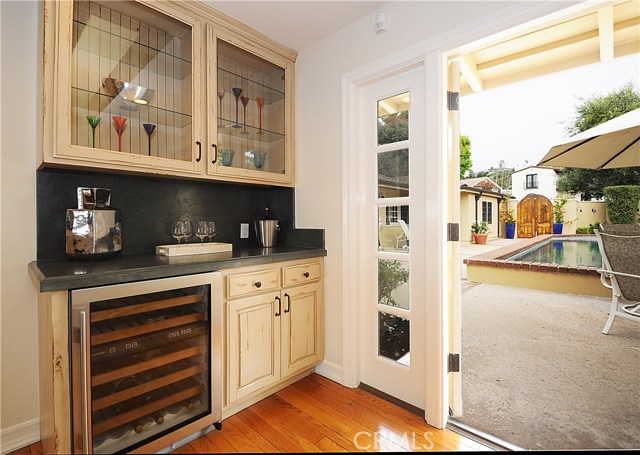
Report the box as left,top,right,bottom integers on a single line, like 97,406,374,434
72,1,193,160
216,40,286,175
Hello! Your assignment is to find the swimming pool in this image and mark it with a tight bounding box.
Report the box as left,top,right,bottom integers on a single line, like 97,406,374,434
507,236,601,267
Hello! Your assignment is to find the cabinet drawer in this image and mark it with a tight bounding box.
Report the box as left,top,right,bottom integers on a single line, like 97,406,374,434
226,269,279,299
282,262,322,287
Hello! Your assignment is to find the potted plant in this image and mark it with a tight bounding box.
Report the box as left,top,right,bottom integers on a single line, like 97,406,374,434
471,221,490,245
553,197,567,235
500,206,517,239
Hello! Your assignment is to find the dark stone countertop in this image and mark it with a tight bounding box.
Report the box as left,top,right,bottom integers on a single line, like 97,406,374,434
29,246,327,292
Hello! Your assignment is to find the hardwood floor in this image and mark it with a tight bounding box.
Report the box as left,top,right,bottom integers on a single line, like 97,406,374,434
8,374,487,454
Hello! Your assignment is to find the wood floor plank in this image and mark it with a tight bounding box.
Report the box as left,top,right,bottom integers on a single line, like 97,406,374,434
215,415,266,453
15,374,484,454
223,414,280,453
288,380,409,451
309,374,474,451
237,405,312,452
293,377,437,451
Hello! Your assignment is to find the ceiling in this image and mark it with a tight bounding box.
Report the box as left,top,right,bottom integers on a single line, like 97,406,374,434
204,1,387,51
203,1,639,95
452,0,640,95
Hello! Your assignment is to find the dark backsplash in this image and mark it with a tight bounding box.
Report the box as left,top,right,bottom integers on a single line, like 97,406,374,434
37,168,324,260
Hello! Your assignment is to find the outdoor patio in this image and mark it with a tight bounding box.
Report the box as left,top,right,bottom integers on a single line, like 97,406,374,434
457,240,640,450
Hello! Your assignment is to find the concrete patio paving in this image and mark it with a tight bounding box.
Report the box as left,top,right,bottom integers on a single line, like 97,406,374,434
455,241,639,449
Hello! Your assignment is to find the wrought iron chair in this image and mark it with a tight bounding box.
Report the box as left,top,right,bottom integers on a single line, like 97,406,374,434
600,223,640,235
594,230,640,334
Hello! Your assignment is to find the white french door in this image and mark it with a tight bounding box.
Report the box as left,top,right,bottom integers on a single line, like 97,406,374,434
358,65,426,409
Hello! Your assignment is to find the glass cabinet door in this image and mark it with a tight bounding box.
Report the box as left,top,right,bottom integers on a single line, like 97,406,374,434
208,29,293,184
58,0,202,172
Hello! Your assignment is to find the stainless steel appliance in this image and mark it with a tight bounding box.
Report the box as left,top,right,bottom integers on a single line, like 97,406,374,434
254,220,279,248
66,187,122,260
70,273,223,454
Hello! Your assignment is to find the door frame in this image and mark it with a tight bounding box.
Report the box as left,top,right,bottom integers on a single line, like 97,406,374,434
340,0,595,429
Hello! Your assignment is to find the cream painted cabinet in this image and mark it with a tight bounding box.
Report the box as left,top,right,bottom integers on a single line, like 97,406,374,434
206,26,295,186
42,0,296,186
224,259,323,408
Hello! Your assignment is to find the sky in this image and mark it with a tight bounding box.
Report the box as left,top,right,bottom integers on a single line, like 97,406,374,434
459,53,640,173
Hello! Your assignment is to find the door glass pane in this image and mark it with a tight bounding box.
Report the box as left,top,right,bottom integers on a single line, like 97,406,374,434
378,205,410,252
72,1,193,159
378,312,410,365
378,148,409,197
377,92,409,145
378,259,410,309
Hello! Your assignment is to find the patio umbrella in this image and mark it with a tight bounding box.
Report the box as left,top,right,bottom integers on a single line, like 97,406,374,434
537,108,640,169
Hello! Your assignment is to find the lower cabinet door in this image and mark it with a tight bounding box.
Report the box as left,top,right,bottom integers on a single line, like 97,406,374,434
281,282,324,378
227,293,281,403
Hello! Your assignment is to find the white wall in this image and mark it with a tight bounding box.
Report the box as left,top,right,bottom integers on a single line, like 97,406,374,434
1,0,41,450
511,167,558,201
294,1,574,380
0,0,578,445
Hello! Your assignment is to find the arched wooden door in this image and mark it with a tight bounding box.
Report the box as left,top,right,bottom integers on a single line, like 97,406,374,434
517,194,553,238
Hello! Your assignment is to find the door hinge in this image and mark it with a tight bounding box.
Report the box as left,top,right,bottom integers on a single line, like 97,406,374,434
447,223,459,242
448,353,460,373
447,91,459,111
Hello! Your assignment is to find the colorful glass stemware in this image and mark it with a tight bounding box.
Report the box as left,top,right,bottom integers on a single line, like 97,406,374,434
256,97,265,134
217,89,225,127
231,88,242,128
143,123,156,156
112,116,127,152
86,115,101,148
240,96,249,134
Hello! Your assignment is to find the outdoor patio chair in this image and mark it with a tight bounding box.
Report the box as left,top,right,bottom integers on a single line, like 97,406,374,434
594,230,640,334
600,223,640,236
395,220,410,249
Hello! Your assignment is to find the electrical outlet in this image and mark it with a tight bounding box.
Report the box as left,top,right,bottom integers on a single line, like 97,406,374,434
240,223,249,239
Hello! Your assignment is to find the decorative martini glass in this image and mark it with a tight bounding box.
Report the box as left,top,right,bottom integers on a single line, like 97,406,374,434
86,115,101,148
143,123,156,156
217,89,225,127
240,96,250,134
231,88,242,128
256,97,265,134
112,116,127,152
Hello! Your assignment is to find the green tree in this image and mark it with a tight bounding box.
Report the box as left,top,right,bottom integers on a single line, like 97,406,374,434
460,135,472,179
557,83,640,200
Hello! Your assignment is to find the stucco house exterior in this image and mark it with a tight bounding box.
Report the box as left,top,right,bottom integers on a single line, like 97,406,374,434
511,165,559,202
460,177,513,242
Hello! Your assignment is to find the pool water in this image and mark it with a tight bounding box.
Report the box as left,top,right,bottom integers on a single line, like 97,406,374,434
507,237,602,267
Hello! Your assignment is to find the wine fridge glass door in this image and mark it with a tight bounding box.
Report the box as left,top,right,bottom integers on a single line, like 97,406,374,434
71,272,222,454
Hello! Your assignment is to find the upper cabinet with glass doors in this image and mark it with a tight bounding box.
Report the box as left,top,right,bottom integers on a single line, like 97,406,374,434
42,0,204,175
206,27,294,186
41,1,296,186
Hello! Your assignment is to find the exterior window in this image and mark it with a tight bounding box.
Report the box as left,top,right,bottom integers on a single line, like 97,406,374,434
386,206,399,224
526,174,538,189
482,201,493,223
385,206,410,225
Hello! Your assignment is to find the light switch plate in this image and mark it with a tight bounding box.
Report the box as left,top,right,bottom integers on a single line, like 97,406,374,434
240,223,249,238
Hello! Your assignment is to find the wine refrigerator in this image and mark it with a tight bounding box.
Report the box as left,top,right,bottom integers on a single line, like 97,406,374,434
70,272,222,454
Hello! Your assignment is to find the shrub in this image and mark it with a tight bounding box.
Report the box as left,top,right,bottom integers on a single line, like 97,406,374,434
553,196,568,223
576,223,601,234
604,185,640,224
471,221,490,234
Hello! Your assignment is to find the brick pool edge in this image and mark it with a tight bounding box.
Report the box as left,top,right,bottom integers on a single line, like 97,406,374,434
464,234,609,298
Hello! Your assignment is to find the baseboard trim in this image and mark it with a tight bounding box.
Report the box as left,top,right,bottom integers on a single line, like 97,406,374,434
314,360,343,384
0,418,40,455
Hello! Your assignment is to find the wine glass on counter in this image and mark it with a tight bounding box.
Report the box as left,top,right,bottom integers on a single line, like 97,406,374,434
171,221,192,244
206,221,217,242
195,221,208,242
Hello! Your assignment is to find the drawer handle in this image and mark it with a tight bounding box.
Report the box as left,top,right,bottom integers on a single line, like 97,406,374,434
303,272,310,278
254,281,262,288
284,293,291,313
275,296,281,317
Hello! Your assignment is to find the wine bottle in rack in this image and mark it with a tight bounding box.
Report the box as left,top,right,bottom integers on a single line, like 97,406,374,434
111,375,152,434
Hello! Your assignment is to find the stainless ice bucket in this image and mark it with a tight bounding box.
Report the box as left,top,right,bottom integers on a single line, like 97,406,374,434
254,219,279,248
66,187,122,260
